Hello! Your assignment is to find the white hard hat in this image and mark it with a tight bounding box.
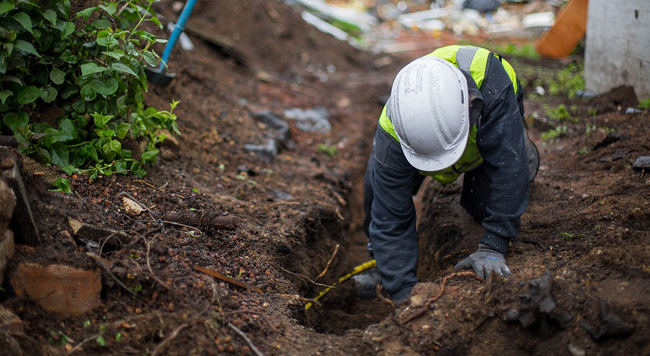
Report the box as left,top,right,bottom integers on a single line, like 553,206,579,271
389,56,470,172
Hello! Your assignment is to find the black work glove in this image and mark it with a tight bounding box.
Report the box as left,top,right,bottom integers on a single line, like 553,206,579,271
454,243,511,279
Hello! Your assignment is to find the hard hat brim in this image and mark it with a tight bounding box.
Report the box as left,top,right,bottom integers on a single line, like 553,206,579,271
400,127,469,172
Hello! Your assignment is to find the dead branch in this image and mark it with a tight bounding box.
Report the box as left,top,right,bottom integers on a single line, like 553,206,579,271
220,310,279,333
194,265,263,293
398,271,483,325
228,323,264,356
278,266,333,288
315,244,340,280
140,234,182,296
88,253,144,301
69,332,103,354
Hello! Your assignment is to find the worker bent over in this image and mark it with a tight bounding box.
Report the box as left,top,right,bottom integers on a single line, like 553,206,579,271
358,45,540,302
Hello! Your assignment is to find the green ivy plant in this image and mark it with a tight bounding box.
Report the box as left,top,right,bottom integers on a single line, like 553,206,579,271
0,0,178,182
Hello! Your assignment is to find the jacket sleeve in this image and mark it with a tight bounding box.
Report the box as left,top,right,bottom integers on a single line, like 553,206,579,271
368,127,419,300
475,60,530,254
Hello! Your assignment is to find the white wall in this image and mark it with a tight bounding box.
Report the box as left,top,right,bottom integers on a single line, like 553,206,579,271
585,0,650,100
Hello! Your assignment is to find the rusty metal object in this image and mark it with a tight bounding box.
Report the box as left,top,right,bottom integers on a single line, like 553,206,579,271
154,210,238,231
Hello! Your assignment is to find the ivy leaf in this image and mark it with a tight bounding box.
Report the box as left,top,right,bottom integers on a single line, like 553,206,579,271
43,9,57,25
141,148,159,164
36,147,52,164
74,7,97,21
90,79,108,95
101,50,124,61
0,2,15,16
58,119,77,141
12,12,33,34
62,165,75,176
99,3,117,15
44,128,67,144
51,142,69,167
51,177,72,193
80,145,99,162
50,67,66,85
81,62,107,76
3,43,13,56
0,90,12,104
17,86,42,105
110,63,137,77
141,51,158,67
14,40,41,58
116,123,131,139
103,78,119,95
40,86,58,103
60,49,78,64
80,83,97,101
62,22,75,39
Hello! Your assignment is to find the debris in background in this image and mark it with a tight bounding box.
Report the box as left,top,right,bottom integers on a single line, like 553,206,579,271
633,156,650,171
283,107,331,133
535,0,588,58
154,210,238,231
625,107,641,114
302,11,351,41
506,270,572,335
250,111,293,148
295,0,378,31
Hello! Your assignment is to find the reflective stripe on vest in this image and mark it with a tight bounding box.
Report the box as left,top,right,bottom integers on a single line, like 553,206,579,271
378,45,518,185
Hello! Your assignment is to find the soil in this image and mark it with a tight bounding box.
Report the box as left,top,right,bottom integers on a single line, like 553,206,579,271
1,0,649,355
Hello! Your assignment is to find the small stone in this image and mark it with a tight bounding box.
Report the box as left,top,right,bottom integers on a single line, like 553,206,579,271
633,156,650,170
0,229,15,285
0,180,17,234
0,305,23,334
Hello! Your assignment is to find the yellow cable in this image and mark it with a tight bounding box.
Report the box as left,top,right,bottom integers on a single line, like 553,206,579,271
304,259,377,311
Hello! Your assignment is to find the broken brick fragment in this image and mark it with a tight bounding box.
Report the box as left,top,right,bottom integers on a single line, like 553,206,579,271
10,262,101,317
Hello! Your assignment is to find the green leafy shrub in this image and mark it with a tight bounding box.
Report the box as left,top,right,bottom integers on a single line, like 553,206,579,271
640,98,650,109
0,0,177,180
548,63,585,99
541,124,568,144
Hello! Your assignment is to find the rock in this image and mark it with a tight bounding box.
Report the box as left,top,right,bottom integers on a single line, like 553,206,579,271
568,343,586,356
0,330,22,356
245,139,279,162
0,156,40,246
0,179,16,235
0,305,23,334
0,229,15,285
633,156,650,170
68,217,129,246
10,262,102,317
283,107,331,133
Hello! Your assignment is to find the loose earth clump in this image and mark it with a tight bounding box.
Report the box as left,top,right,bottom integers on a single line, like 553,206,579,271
0,0,648,355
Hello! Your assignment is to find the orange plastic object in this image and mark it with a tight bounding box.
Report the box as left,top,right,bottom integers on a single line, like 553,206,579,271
535,0,589,58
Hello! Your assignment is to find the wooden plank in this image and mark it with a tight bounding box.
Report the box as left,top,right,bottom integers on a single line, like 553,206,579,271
535,0,589,58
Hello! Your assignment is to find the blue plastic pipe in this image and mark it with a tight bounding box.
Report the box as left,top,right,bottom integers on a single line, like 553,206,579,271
157,0,197,72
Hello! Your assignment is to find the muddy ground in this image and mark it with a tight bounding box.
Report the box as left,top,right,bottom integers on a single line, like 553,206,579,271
1,0,649,355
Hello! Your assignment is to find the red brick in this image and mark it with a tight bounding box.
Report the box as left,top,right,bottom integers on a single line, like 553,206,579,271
10,262,101,317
